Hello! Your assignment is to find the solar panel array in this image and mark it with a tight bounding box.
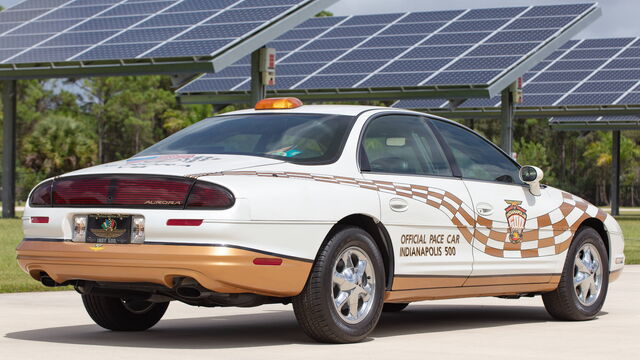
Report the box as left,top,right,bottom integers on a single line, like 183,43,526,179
395,37,640,110
0,0,315,64
178,3,598,94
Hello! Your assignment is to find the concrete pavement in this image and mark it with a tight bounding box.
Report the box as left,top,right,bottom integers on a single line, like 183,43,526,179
2,267,639,359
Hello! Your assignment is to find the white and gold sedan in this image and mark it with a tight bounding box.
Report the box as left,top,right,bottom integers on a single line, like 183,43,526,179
18,98,624,343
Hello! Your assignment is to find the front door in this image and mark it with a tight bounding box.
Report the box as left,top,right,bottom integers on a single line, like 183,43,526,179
432,119,563,286
360,114,474,290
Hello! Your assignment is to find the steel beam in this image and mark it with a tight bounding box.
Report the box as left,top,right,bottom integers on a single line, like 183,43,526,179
611,131,621,216
407,106,640,120
2,80,16,218
250,47,266,106
0,61,216,81
500,88,514,156
179,87,491,105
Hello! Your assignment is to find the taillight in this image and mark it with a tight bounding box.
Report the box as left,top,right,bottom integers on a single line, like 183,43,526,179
72,215,87,242
185,181,235,209
29,175,234,210
51,175,192,208
167,219,203,226
53,177,111,206
29,181,53,207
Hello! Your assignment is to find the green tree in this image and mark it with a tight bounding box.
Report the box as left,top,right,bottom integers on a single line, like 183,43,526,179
513,137,557,185
21,114,96,194
81,76,209,162
584,132,640,205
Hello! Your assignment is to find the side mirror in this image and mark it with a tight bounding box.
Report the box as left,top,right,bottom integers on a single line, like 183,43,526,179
520,166,543,196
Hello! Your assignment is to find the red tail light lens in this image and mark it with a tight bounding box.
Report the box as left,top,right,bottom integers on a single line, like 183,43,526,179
166,219,203,226
185,181,235,209
30,217,49,224
29,181,53,207
112,178,191,206
29,175,234,210
50,175,192,208
53,177,111,206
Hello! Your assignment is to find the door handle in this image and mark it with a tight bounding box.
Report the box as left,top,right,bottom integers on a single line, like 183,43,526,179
389,198,408,212
476,203,494,216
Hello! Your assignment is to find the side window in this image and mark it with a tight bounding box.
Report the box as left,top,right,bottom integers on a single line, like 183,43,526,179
360,115,452,176
432,119,522,184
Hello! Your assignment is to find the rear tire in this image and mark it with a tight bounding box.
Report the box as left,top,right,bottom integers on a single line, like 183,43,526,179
542,227,609,321
293,226,385,343
382,303,409,312
82,294,169,331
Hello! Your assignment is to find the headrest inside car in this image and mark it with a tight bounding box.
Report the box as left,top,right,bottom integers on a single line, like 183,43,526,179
386,137,406,147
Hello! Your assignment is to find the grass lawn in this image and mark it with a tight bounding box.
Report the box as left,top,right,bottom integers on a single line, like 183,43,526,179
617,216,640,264
1,211,639,293
0,213,71,293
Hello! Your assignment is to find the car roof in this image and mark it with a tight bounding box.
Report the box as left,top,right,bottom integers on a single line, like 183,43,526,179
219,103,468,129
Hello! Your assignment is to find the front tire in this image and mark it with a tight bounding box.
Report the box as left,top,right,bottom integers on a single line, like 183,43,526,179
82,294,169,331
293,226,385,343
542,227,609,320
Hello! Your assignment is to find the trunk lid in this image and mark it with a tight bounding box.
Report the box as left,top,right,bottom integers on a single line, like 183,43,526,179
64,154,284,178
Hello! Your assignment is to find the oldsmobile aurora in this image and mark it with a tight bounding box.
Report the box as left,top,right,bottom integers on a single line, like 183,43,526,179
18,98,624,343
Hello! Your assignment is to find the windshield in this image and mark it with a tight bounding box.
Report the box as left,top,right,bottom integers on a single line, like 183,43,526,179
137,113,356,164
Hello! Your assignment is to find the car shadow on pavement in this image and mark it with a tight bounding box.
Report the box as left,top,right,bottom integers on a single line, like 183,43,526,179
374,304,553,337
5,304,601,349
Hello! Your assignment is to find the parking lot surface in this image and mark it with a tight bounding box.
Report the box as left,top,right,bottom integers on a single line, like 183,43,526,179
2,266,639,359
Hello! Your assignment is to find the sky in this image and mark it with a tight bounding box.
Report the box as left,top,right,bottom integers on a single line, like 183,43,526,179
0,0,636,39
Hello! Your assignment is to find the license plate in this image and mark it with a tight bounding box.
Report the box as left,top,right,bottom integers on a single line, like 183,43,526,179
86,215,132,244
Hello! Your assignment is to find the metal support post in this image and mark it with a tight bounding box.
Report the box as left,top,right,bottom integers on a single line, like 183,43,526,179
2,80,17,218
250,47,266,106
500,88,514,156
610,130,621,216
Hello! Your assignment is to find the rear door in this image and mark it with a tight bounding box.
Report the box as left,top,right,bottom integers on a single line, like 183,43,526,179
359,114,475,290
431,119,563,286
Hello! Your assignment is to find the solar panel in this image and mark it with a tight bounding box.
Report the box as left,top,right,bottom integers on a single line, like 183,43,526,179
178,3,600,101
395,36,640,110
549,115,640,130
0,0,337,78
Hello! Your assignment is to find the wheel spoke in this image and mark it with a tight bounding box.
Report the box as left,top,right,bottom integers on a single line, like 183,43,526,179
574,270,589,284
342,251,354,269
575,258,590,274
361,284,373,302
578,280,590,302
588,277,598,297
348,292,359,318
355,260,367,281
583,248,593,266
334,291,349,310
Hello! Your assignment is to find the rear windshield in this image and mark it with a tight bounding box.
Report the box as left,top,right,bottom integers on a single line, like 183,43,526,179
137,113,356,165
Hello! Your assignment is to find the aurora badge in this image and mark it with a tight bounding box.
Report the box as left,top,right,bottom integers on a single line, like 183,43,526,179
504,200,527,243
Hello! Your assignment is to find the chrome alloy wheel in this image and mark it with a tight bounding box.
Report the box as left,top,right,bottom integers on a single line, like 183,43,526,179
332,247,376,324
573,243,603,306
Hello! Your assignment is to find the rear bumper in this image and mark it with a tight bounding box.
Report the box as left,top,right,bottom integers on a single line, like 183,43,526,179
16,239,312,297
